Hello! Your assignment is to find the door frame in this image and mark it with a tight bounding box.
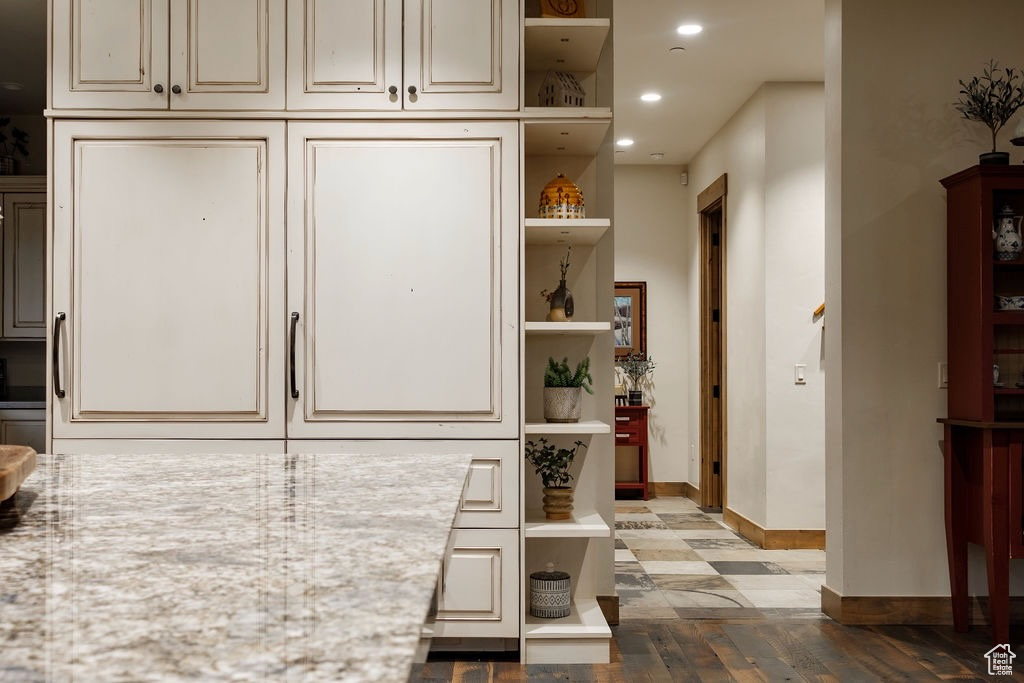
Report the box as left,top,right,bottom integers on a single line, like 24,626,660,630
698,174,727,509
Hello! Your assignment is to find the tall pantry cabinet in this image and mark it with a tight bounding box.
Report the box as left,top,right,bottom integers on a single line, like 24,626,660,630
47,0,614,664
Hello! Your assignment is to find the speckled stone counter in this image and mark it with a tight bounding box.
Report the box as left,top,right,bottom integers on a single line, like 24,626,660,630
0,453,472,682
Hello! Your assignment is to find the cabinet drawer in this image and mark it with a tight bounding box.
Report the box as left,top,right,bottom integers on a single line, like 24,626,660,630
615,430,642,446
288,439,518,528
427,528,518,639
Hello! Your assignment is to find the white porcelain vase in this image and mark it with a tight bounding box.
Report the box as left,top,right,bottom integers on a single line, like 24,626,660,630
543,387,582,423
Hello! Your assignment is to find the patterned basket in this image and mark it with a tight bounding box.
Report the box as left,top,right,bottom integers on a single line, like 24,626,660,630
530,563,570,618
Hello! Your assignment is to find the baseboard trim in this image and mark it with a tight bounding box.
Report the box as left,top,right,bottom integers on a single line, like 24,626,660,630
820,584,1024,625
722,506,825,550
597,594,619,626
651,481,700,501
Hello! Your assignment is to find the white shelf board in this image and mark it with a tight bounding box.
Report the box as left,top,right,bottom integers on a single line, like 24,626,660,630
525,218,610,245
525,420,610,435
524,510,610,538
525,321,611,335
524,18,610,72
524,598,611,639
523,116,611,156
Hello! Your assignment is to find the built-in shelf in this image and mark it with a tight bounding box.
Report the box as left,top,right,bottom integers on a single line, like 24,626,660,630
525,218,610,245
524,510,610,538
525,420,610,435
525,321,610,335
523,18,610,72
523,116,611,156
524,597,611,639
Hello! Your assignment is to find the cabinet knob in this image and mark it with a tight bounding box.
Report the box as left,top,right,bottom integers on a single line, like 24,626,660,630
388,85,398,95
153,84,164,94
171,84,182,95
408,85,417,95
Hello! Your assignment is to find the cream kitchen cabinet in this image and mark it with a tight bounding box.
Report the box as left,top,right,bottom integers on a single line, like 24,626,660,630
286,0,518,111
286,121,518,439
50,120,286,440
0,410,45,454
51,0,285,110
0,178,45,339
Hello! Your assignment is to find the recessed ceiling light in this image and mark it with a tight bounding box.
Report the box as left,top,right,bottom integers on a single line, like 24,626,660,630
616,138,635,147
676,24,703,35
640,92,662,103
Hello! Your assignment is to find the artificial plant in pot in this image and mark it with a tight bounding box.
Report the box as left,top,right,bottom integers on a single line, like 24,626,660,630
524,437,586,520
955,59,1024,165
0,117,28,175
543,356,593,423
617,352,656,406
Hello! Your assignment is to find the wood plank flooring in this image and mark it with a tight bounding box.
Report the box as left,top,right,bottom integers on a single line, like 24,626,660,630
410,619,1016,681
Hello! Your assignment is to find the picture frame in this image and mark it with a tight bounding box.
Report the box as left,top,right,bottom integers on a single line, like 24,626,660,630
614,281,646,359
540,0,585,18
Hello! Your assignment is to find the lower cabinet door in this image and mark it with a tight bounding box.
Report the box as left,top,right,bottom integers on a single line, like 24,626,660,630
428,528,518,638
0,417,45,454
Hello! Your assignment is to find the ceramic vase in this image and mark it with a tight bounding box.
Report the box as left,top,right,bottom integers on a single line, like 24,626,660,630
544,387,582,423
546,279,574,321
542,487,574,520
994,205,1023,261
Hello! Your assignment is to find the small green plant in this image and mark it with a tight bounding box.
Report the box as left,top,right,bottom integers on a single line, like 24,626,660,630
544,356,593,394
524,437,586,488
0,117,28,160
955,59,1024,153
617,352,656,390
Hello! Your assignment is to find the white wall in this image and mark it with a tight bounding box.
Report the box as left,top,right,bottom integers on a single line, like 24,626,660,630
686,83,826,530
826,0,1024,597
613,165,691,483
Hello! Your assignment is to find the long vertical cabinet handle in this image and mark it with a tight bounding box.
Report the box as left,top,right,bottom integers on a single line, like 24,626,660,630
290,312,299,399
52,312,66,399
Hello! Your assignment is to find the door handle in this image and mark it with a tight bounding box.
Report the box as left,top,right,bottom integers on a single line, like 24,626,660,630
290,312,299,399
52,312,66,399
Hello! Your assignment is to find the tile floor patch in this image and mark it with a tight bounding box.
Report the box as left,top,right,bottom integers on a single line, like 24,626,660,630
631,548,703,562
685,538,755,550
616,572,657,591
615,549,638,562
615,520,670,530
614,538,628,550
639,560,718,576
648,574,734,591
709,560,789,575
661,589,754,609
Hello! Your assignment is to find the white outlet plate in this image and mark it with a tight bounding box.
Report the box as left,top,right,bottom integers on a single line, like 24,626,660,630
938,362,948,389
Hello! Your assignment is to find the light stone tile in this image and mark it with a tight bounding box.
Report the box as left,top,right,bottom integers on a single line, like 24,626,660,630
620,537,694,551
660,589,753,609
721,574,813,591
774,560,827,574
762,549,826,562
738,589,823,609
615,549,638,563
690,548,772,562
615,513,664,523
616,529,681,540
638,560,718,575
796,574,825,591
671,529,741,540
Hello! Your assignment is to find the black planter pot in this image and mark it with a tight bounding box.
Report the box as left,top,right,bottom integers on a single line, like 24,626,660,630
628,390,643,406
980,151,1010,165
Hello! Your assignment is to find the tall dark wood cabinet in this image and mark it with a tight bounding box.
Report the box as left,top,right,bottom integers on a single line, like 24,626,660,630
940,165,1024,645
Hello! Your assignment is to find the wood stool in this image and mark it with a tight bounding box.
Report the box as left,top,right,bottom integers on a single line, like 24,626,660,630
0,445,37,503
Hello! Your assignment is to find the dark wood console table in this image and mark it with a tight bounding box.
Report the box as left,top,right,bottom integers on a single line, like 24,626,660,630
615,405,649,500
940,418,1024,644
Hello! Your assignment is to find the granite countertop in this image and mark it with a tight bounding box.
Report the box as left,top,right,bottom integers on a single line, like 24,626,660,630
0,452,472,682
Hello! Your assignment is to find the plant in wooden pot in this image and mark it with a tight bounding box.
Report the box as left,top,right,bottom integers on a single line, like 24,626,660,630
543,355,593,423
617,352,656,406
525,437,586,520
955,59,1024,165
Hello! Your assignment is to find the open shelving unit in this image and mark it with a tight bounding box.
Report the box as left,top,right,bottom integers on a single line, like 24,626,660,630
519,0,615,666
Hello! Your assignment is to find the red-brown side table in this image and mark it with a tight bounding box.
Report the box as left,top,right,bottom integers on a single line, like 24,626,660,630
615,405,649,500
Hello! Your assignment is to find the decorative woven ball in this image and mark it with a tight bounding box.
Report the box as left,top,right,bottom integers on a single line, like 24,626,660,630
539,174,585,219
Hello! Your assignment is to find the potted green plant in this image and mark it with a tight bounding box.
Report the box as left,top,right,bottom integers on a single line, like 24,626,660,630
955,59,1024,164
543,356,593,423
524,437,586,520
0,117,29,175
617,352,656,405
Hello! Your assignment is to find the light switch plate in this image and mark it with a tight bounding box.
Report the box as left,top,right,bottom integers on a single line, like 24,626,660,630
795,364,807,385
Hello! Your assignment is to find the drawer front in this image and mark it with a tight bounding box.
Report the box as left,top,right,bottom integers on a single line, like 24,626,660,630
287,439,518,528
428,528,519,638
615,430,642,446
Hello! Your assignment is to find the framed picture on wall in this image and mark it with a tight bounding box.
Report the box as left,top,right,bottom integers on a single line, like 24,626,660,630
614,281,646,358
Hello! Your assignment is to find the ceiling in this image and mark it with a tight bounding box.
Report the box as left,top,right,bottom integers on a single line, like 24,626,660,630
0,1,824,166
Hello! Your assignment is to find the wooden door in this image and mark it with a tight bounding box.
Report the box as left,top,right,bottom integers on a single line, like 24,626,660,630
286,0,402,110
2,193,45,339
699,175,726,510
169,0,285,110
403,0,519,111
286,121,518,438
51,0,170,109
51,120,286,439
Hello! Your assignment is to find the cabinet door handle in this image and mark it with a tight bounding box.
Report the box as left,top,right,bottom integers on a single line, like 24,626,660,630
616,433,630,439
289,312,299,399
171,84,182,95
408,85,417,95
615,416,630,422
52,312,66,399
153,84,164,93
388,85,398,95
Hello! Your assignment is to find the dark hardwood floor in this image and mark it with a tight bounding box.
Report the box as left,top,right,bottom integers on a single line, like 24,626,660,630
411,618,1021,681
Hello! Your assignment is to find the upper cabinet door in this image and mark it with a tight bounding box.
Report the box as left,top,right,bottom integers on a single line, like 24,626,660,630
287,121,519,438
2,193,46,339
52,0,284,110
286,0,402,110
169,0,285,110
403,0,518,111
51,120,286,439
52,0,170,109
